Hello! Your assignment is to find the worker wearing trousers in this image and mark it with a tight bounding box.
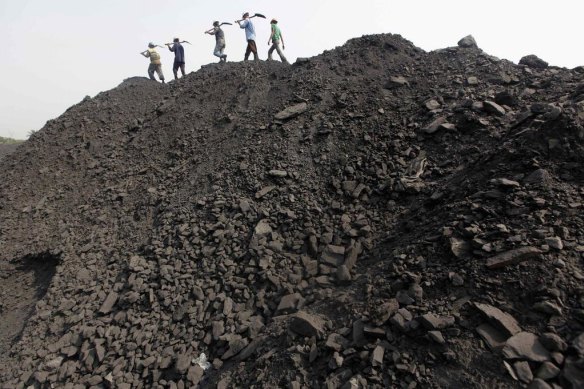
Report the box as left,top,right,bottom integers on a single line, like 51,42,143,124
142,43,165,83
148,63,164,81
268,19,288,64
245,40,258,61
207,22,227,62
238,13,258,61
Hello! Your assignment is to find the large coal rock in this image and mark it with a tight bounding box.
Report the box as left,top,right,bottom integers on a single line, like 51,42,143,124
519,54,549,69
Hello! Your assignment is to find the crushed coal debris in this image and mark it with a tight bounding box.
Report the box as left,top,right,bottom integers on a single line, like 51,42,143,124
1,33,584,388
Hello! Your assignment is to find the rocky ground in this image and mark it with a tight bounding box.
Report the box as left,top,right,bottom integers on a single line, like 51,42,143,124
0,144,19,161
0,34,583,388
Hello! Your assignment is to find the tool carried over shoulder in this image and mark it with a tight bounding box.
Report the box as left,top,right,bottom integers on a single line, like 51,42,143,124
204,22,232,34
235,13,266,23
141,44,163,52
140,44,163,54
165,40,192,45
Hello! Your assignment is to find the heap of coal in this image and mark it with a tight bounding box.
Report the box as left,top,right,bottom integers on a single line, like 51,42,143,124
1,33,584,388
0,144,19,161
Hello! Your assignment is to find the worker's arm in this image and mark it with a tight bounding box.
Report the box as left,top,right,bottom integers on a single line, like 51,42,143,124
141,51,149,58
268,26,274,45
281,32,285,49
239,20,247,29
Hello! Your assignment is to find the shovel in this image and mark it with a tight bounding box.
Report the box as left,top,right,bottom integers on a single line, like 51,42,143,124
235,13,266,23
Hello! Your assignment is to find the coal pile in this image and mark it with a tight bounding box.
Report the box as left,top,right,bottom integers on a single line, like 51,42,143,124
0,144,19,161
1,33,584,388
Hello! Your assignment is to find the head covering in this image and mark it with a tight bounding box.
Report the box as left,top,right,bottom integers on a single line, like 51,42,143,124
270,19,278,24
213,21,219,27
173,37,179,42
242,12,249,18
148,42,155,48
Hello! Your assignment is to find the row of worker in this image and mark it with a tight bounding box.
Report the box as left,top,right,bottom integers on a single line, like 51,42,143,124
140,13,288,83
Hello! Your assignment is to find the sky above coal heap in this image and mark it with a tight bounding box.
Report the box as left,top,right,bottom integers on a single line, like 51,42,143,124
1,0,582,140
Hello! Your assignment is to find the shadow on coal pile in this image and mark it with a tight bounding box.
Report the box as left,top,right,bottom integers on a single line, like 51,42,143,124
0,252,59,357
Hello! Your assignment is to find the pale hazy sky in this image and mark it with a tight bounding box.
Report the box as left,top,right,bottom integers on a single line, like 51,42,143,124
1,0,583,139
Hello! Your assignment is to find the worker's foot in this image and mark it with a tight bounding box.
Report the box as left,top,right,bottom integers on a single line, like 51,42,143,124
222,55,227,62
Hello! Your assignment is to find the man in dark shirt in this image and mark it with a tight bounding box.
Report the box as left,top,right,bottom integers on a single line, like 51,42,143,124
205,21,227,62
166,38,186,80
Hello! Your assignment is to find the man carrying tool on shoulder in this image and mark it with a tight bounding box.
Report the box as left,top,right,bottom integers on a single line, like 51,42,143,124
205,22,227,62
140,42,165,83
267,18,288,64
166,38,186,80
236,12,258,61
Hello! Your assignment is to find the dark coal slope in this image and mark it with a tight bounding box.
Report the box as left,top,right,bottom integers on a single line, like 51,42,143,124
1,33,584,388
0,143,19,161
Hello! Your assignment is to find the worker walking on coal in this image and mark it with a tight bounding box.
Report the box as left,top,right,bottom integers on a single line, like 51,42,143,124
140,43,165,83
267,19,288,64
236,12,258,61
166,38,186,80
205,22,227,62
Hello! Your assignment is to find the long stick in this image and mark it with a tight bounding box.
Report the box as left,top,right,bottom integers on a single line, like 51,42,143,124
165,41,191,45
206,22,232,33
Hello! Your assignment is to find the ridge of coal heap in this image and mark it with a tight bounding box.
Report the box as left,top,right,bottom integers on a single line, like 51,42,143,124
1,33,584,388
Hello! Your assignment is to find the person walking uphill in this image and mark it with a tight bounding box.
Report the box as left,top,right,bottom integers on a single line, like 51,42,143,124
267,19,288,64
205,22,227,62
237,12,258,61
140,43,165,83
166,38,186,80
